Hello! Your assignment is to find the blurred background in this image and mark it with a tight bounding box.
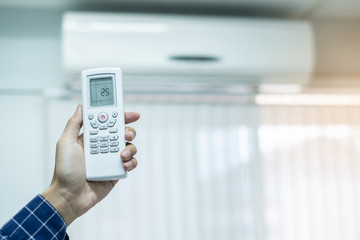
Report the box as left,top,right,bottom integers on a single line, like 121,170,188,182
1,0,360,239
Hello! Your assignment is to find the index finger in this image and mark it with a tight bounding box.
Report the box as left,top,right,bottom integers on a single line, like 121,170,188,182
125,112,140,124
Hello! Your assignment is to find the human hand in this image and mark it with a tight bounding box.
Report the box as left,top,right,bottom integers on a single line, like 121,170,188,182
42,104,140,226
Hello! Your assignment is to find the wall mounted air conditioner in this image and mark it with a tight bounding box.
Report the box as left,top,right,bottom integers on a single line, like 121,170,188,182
62,12,314,89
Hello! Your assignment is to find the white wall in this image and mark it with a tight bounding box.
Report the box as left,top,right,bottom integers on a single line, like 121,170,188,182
0,9,63,225
0,9,63,90
313,19,360,77
0,95,45,225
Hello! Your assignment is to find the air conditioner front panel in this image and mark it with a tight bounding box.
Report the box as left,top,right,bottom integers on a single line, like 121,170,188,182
63,13,314,85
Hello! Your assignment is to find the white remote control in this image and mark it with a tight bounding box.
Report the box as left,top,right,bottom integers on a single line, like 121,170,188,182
82,67,127,181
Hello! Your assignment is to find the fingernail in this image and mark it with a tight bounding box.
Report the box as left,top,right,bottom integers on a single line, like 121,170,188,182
76,104,81,113
124,161,133,169
128,131,134,140
122,149,131,159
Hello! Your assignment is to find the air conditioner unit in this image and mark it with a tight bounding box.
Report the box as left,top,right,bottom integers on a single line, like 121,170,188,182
62,12,314,90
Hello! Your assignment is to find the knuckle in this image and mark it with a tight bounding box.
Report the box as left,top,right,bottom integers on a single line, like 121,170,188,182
126,127,136,138
132,146,137,155
132,158,138,167
128,144,137,155
67,117,76,126
131,128,137,137
56,138,64,148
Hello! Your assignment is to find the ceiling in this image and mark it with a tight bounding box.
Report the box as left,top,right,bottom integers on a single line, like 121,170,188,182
0,0,359,20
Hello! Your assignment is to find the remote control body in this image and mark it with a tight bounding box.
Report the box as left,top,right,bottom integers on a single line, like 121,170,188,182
82,67,127,181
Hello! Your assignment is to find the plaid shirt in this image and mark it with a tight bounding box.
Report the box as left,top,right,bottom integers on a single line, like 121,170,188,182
0,195,69,240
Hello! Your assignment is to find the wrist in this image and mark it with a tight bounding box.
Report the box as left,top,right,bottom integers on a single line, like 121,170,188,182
42,183,78,226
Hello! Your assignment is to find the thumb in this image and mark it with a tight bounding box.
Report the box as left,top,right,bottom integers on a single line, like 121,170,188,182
63,104,83,140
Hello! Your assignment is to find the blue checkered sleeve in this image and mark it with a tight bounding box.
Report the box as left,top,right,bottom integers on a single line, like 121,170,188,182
0,195,69,240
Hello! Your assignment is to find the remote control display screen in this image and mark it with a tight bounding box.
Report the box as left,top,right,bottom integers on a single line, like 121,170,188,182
90,77,115,107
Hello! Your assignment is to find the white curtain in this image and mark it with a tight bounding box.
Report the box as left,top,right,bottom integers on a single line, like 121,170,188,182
259,106,360,240
45,98,360,240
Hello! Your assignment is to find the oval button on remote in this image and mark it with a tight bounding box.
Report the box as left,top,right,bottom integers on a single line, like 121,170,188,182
98,112,108,123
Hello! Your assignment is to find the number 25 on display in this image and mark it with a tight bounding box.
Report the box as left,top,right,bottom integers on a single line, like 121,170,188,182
101,88,110,96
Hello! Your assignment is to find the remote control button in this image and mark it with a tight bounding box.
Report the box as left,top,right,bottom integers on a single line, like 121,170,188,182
90,149,99,154
110,141,119,147
99,124,108,130
100,148,109,153
112,111,118,118
90,130,98,135
90,121,99,129
88,113,94,120
110,147,119,153
109,128,118,133
109,135,119,141
99,136,109,142
100,142,109,147
98,112,109,123
90,137,99,142
109,119,116,127
90,143,99,148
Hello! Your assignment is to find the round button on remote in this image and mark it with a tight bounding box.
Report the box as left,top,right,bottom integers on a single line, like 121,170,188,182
98,112,109,123
88,113,94,120
112,111,118,118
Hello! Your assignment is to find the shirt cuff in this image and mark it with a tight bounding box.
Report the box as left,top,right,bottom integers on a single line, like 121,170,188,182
1,194,68,240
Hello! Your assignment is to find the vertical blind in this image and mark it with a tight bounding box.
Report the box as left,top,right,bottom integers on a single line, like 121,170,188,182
46,99,360,240
259,106,360,240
